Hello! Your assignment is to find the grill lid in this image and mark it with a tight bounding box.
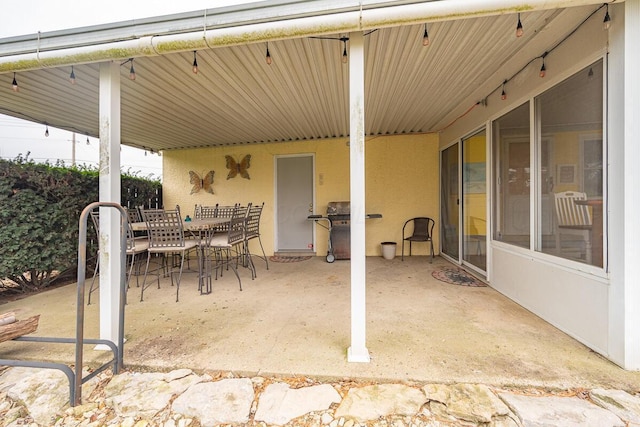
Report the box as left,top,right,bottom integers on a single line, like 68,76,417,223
327,201,350,216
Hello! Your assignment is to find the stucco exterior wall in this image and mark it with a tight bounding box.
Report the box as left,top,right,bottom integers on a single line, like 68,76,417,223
162,133,439,258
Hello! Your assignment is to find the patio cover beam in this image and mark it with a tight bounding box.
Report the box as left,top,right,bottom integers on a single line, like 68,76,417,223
0,0,608,73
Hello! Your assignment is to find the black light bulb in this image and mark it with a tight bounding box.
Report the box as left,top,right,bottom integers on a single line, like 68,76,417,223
422,24,430,46
192,51,198,74
603,5,611,30
516,13,524,37
129,59,136,81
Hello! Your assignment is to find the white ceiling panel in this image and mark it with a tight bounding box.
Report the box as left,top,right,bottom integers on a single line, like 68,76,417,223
0,3,604,153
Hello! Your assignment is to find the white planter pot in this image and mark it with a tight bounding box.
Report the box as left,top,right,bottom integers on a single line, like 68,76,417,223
381,241,397,260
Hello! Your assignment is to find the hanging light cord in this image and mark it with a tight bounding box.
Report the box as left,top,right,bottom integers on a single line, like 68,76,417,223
483,3,607,107
430,3,608,134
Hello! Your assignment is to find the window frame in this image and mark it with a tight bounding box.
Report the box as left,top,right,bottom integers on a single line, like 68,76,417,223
489,56,607,275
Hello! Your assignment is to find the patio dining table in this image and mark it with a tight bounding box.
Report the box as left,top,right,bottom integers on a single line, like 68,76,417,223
129,217,229,233
130,217,230,295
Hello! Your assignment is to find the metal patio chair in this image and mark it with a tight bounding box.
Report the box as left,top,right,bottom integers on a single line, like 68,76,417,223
208,205,246,290
194,204,217,219
140,205,198,302
88,208,149,304
553,191,592,264
401,217,435,263
244,202,268,273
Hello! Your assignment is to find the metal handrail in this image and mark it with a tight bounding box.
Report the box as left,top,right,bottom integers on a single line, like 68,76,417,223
0,201,127,406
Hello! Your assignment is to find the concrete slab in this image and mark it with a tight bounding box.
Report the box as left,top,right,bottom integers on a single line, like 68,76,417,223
1,256,639,391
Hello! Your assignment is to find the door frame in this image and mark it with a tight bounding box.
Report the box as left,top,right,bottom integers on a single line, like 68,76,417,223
440,140,461,261
440,126,490,278
273,153,316,253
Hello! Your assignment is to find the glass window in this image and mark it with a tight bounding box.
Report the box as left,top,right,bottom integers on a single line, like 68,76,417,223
537,60,603,267
463,129,487,271
493,102,530,249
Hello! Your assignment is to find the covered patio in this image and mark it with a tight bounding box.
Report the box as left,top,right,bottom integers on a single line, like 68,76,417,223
2,256,639,390
1,0,640,372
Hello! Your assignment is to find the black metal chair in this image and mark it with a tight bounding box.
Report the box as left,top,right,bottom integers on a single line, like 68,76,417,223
401,217,435,263
244,202,268,273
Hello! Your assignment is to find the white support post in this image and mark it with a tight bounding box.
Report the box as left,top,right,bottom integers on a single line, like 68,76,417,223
622,0,640,369
98,61,122,345
347,31,370,363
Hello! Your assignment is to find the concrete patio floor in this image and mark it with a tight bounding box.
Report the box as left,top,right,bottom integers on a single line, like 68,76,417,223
1,255,639,392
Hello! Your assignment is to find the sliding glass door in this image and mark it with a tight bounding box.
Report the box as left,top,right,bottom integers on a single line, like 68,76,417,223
441,129,487,274
441,144,459,260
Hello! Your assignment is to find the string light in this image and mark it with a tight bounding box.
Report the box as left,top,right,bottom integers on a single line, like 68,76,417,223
44,124,49,137
12,73,19,92
266,42,272,65
603,4,611,30
422,23,430,46
308,34,358,63
128,59,136,80
341,37,348,64
539,53,547,78
192,51,198,74
516,13,524,37
443,5,607,132
69,66,76,84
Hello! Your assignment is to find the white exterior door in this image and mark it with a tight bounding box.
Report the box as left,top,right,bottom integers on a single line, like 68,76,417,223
275,155,314,252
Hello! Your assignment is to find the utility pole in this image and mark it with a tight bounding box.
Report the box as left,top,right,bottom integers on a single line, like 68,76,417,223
71,132,76,166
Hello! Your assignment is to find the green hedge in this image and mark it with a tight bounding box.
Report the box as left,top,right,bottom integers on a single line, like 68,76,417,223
0,155,162,293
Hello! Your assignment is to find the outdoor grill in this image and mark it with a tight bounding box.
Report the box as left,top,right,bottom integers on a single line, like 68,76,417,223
308,201,382,263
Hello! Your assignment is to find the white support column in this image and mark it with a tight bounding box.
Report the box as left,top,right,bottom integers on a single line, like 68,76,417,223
622,0,640,369
347,31,370,363
98,61,122,345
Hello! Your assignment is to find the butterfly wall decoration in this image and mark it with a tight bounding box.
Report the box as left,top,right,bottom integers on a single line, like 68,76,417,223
189,170,215,194
225,154,251,180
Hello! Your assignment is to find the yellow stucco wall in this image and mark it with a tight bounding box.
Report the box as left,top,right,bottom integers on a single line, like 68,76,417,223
163,133,440,257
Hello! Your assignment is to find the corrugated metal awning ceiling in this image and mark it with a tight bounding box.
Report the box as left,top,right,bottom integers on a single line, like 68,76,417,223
0,2,604,152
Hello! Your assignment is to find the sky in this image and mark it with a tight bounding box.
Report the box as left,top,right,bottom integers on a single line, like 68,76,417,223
0,0,257,181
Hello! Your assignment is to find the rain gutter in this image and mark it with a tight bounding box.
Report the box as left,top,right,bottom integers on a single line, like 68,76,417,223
0,0,612,73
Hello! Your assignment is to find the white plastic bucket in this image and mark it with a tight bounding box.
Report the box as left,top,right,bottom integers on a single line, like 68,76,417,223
381,242,397,260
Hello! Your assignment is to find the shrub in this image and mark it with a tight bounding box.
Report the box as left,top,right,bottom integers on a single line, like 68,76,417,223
0,155,161,293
